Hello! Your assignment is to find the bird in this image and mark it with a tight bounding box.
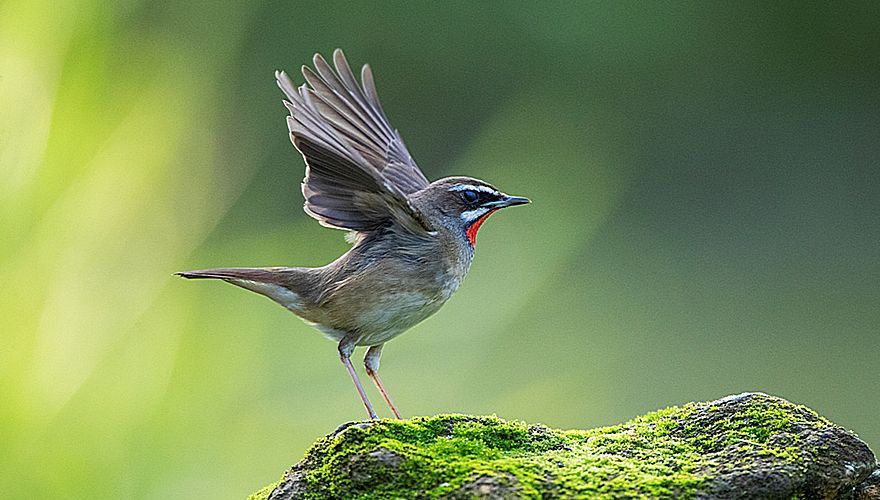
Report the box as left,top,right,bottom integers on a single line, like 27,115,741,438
177,49,529,420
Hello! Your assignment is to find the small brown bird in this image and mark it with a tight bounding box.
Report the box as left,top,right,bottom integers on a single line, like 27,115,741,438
178,49,529,419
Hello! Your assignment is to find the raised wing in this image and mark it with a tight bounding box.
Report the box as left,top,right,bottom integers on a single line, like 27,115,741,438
276,49,431,234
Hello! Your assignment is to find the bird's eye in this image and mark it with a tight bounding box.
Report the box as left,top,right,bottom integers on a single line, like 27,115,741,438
461,190,479,204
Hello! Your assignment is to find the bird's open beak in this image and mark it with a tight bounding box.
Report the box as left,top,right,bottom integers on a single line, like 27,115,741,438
484,195,531,209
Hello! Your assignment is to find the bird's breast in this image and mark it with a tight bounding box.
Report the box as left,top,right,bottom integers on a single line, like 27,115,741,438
304,232,475,346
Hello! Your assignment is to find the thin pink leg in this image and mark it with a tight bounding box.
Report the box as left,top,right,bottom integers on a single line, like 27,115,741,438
366,369,401,419
340,353,378,420
364,344,401,419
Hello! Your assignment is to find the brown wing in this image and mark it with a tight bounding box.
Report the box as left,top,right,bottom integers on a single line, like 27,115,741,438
276,49,431,234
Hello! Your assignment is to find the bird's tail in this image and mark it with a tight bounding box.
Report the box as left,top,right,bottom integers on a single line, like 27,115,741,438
176,267,309,312
176,267,279,281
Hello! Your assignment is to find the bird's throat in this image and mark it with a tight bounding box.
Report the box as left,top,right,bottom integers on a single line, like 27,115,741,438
466,209,497,246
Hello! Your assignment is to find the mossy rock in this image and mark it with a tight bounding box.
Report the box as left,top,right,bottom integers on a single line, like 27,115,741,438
250,393,878,499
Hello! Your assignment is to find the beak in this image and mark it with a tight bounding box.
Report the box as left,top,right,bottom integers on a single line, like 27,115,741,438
484,195,531,209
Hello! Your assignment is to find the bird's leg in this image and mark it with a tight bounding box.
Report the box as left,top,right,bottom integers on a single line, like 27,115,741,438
364,344,401,419
338,337,378,420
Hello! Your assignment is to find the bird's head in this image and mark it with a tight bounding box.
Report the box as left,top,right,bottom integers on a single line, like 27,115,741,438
411,176,530,246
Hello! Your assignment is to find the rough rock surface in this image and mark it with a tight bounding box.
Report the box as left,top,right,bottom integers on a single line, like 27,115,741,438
250,393,878,499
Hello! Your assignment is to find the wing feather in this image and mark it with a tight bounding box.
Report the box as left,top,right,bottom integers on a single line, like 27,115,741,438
276,49,431,234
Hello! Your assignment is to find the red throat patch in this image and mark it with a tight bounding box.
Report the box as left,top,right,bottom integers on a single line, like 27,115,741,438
466,210,497,246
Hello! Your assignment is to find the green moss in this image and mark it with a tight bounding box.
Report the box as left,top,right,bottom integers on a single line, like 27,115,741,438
252,393,875,499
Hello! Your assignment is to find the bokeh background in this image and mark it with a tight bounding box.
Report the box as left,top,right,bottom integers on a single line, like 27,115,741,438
2,2,878,498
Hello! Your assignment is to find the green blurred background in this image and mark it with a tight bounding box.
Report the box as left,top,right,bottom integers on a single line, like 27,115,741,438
2,1,878,498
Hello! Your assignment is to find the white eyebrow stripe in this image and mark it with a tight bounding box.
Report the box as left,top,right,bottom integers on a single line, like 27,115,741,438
448,184,500,195
460,207,490,223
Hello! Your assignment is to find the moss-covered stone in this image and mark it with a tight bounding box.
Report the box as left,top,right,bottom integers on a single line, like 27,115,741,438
252,393,877,499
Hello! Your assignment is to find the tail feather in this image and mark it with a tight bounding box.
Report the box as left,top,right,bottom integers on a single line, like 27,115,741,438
176,267,311,312
175,267,282,281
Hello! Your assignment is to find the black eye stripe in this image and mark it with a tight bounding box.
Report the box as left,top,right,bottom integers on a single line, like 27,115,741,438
461,190,479,203
452,185,503,205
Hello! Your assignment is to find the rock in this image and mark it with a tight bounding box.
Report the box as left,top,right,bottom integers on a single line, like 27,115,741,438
249,393,877,499
855,469,880,500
